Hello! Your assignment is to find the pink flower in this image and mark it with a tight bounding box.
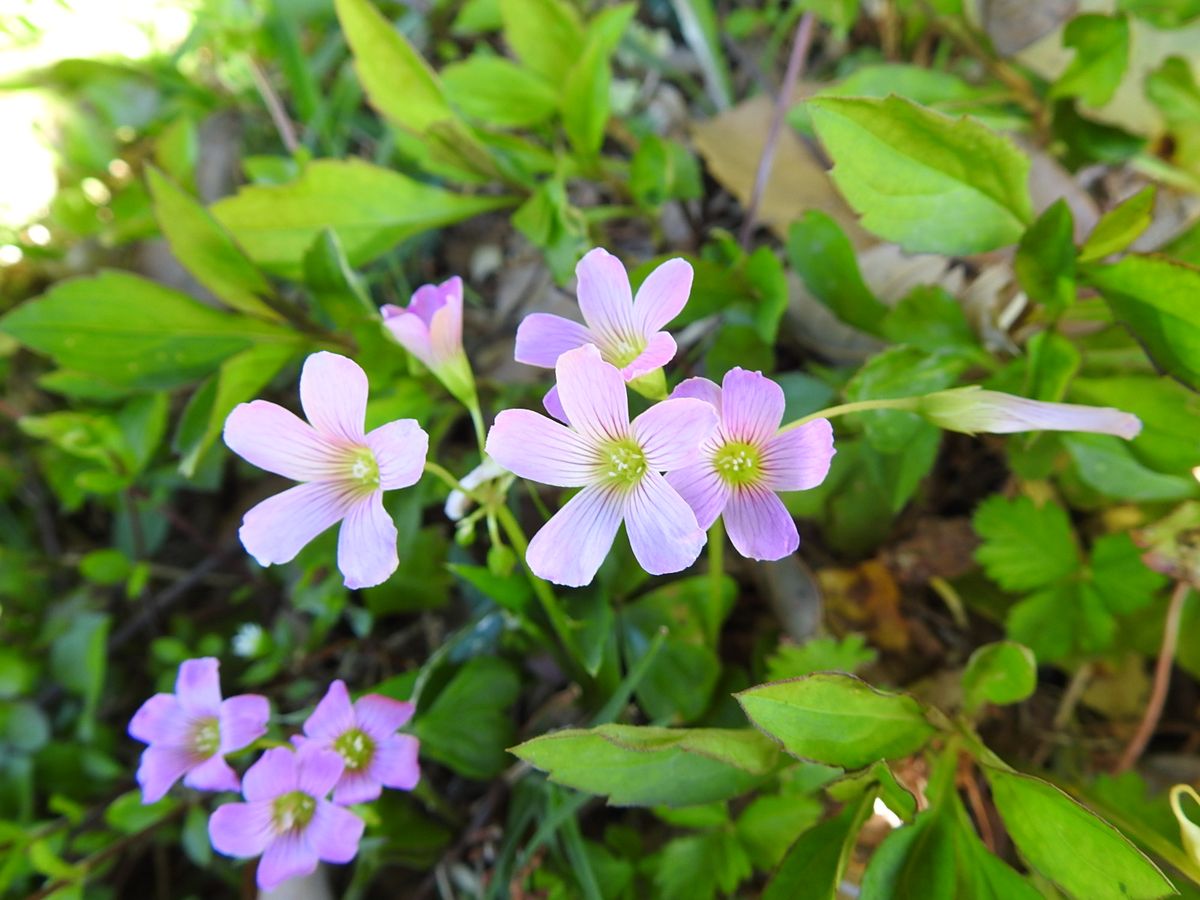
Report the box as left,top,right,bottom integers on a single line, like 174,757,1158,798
515,248,692,383
129,658,269,804
381,276,476,404
918,387,1142,439
666,369,835,561
223,352,429,589
486,344,718,587
208,744,364,892
298,680,420,805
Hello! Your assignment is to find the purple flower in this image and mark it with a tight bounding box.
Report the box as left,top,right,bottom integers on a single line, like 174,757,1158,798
223,351,429,589
382,276,476,404
486,344,718,587
918,387,1142,439
298,680,420,805
666,369,835,561
209,744,364,892
129,658,269,804
515,248,692,383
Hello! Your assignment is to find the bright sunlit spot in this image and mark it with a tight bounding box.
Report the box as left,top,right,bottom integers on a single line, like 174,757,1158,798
0,244,24,266
873,797,904,829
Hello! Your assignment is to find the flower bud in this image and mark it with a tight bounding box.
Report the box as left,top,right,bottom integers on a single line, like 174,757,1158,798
917,387,1141,440
382,276,477,405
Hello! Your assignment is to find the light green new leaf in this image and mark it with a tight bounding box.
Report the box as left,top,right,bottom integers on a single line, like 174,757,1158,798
499,0,585,84
736,674,936,769
212,159,515,278
1080,185,1156,263
511,725,779,807
1051,14,1130,108
973,495,1079,593
1015,199,1076,314
563,4,634,157
961,642,1037,714
442,55,559,127
808,96,1032,255
987,767,1175,899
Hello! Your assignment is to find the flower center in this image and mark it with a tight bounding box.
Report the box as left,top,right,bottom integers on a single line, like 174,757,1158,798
603,336,646,369
191,716,220,757
713,441,763,487
272,791,316,833
333,728,376,771
344,447,380,492
598,437,647,488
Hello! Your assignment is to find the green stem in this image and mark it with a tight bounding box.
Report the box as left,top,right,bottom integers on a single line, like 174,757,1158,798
781,396,922,431
424,460,471,497
708,518,725,642
467,401,488,459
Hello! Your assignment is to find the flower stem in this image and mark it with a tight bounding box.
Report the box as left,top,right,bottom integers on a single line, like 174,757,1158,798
781,396,922,431
467,401,488,459
424,460,471,497
708,518,725,640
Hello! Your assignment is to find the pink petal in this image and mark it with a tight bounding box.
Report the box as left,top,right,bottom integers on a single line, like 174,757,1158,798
665,463,729,530
257,831,318,891
922,388,1143,439
184,754,241,793
303,680,356,743
382,306,435,368
633,257,693,334
353,695,414,739
486,409,596,487
239,481,355,568
300,352,368,443
575,248,637,345
632,398,718,472
243,747,299,802
297,745,345,798
129,694,187,746
371,734,420,791
428,277,464,364
137,744,193,804
763,419,835,491
406,282,446,325
307,801,364,864
515,313,595,368
336,493,398,589
224,401,346,482
543,385,569,425
721,368,785,446
219,694,271,754
623,471,705,576
176,658,222,716
365,419,428,490
620,330,678,382
555,344,629,443
209,800,275,858
724,487,799,561
332,769,382,806
526,483,624,587
670,377,722,413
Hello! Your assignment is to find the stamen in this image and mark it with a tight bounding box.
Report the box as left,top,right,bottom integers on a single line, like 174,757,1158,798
713,441,764,487
597,438,648,488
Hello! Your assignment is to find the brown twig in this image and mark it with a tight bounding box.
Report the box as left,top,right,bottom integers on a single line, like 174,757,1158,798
248,59,300,154
1114,580,1192,773
737,12,817,249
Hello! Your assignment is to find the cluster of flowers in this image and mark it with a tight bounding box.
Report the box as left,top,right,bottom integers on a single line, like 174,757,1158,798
129,658,419,890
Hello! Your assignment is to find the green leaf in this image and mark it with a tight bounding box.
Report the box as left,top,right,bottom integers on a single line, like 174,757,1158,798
1073,376,1200,476
0,700,49,752
1007,582,1114,663
1089,533,1168,616
499,0,585,84
666,0,733,109
961,642,1037,713
987,767,1175,899
844,347,967,453
654,830,752,900
49,610,109,740
1051,14,1130,108
736,674,936,769
786,211,887,334
1025,330,1080,403
211,159,514,278
860,807,957,899
511,725,778,807
301,228,378,330
413,657,519,779
1117,0,1200,29
145,166,279,320
735,791,824,870
882,286,979,356
0,271,297,389
1084,254,1200,391
442,55,558,127
1146,56,1200,126
630,136,702,208
1015,199,1076,314
808,96,1032,255
973,495,1079,592
795,0,859,31
765,635,877,682
1080,186,1156,263
764,792,874,900
562,4,633,157
105,790,177,834
1064,433,1199,502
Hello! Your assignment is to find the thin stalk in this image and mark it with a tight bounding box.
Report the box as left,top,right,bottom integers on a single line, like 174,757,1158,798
467,402,488,459
708,517,725,639
781,396,922,431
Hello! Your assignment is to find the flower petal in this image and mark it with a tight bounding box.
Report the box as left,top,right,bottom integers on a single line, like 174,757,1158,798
371,734,420,791
243,747,299,802
724,487,799,561
300,352,368,443
365,419,428,490
543,385,569,425
633,398,718,472
129,694,187,746
239,482,354,568
353,695,414,739
428,277,464,365
297,745,345,798
209,800,275,859
332,769,381,806
307,801,365,864
526,483,624,587
219,694,271,754
336,493,398,589
575,248,636,345
620,330,678,382
665,463,729,530
137,745,194,804
382,306,434,368
486,409,596,487
515,313,594,368
623,471,705,576
184,754,240,793
176,658,222,716
721,368,785,446
257,831,318,891
303,680,356,744
633,257,692,334
224,400,344,482
670,376,722,414
763,419,835,491
555,344,629,443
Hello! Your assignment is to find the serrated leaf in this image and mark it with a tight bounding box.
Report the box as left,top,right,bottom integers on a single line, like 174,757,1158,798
1007,582,1114,663
1088,533,1168,615
1051,14,1130,108
973,495,1079,592
765,634,877,682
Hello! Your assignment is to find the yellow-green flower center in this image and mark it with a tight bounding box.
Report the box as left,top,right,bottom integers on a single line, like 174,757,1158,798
598,437,647,488
192,716,220,757
603,337,646,369
345,447,380,491
713,441,763,487
333,728,375,771
272,791,316,833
